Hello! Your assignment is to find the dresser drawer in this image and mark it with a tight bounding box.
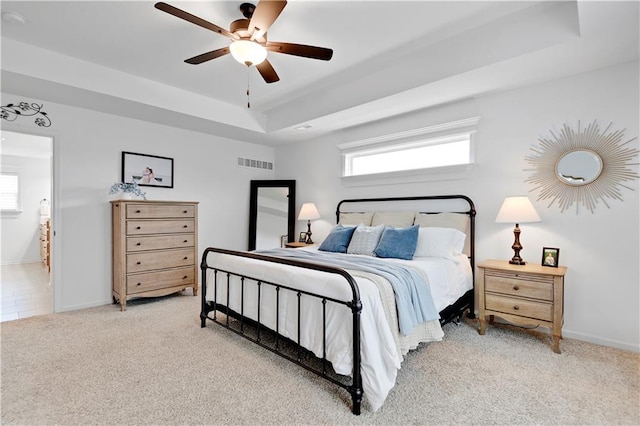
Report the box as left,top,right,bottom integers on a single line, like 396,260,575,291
127,267,195,294
126,219,194,235
485,272,553,301
127,234,195,252
485,293,552,322
126,204,195,219
127,248,195,273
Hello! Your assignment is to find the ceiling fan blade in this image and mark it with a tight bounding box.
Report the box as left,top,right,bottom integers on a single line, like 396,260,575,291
185,47,230,64
155,2,237,40
265,42,333,61
256,60,280,83
249,0,287,41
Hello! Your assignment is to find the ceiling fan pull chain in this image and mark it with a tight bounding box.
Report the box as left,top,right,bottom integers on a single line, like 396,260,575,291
246,67,251,108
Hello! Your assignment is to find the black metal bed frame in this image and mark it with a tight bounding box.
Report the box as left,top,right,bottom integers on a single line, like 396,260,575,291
200,195,476,415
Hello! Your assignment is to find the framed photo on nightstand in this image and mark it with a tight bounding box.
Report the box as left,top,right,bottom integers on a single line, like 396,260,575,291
299,232,308,242
542,247,560,267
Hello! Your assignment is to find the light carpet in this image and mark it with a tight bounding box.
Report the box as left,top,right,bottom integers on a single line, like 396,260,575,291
1,292,638,425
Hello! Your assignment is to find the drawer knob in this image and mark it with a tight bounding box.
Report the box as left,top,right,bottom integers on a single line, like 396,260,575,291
515,273,519,277
183,240,188,243
136,210,141,213
136,283,141,286
183,276,188,279
183,256,188,260
513,285,519,291
183,210,188,214
136,261,141,265
136,226,141,230
136,243,141,246
183,225,188,228
513,305,520,311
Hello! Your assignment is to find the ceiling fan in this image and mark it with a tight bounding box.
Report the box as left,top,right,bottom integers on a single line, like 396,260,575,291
154,1,333,84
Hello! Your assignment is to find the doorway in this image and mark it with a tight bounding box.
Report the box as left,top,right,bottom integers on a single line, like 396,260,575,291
0,130,54,321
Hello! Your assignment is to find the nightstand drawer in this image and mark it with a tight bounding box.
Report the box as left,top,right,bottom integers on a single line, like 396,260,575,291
485,293,552,322
485,272,553,301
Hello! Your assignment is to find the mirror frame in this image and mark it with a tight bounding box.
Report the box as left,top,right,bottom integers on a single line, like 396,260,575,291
248,180,296,251
525,121,639,213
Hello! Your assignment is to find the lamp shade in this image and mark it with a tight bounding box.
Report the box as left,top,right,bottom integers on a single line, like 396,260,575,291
298,203,320,221
495,196,541,224
229,40,267,66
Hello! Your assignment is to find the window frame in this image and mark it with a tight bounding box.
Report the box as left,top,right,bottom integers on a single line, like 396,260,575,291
0,170,22,215
338,117,480,186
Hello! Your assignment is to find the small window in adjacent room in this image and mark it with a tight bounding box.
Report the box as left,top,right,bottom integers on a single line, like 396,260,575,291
338,117,480,184
0,172,21,212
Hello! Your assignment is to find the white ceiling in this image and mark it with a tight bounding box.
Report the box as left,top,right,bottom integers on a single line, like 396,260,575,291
1,1,638,146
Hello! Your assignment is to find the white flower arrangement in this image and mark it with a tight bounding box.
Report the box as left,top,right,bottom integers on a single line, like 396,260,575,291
109,182,146,200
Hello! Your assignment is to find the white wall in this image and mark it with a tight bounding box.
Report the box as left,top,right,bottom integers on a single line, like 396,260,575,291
275,61,640,352
0,155,51,263
1,93,275,312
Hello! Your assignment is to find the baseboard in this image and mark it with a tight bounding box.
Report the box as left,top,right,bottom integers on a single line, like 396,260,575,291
1,259,42,266
563,329,640,353
487,317,639,353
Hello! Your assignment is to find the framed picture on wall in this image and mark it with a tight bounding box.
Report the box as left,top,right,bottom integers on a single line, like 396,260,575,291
541,247,560,267
122,151,174,188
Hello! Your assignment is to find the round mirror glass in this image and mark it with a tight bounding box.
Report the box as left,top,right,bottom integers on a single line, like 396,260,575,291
556,150,603,186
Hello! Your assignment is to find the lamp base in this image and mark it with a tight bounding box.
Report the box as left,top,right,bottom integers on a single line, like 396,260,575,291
509,223,526,265
305,220,314,244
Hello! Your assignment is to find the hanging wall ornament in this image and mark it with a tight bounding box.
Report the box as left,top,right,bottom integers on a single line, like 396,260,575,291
1,102,52,127
525,120,639,213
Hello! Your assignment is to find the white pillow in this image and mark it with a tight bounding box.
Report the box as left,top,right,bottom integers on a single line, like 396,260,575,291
414,212,470,255
414,227,466,261
347,224,385,256
414,212,469,233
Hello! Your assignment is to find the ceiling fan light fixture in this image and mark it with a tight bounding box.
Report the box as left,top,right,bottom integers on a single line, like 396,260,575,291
229,40,267,67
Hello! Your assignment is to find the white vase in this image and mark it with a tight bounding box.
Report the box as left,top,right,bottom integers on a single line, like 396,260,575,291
111,192,133,200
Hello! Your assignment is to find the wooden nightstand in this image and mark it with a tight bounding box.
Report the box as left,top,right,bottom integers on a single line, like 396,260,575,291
477,259,567,353
285,242,314,248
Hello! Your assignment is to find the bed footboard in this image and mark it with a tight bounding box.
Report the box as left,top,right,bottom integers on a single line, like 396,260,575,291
200,247,364,415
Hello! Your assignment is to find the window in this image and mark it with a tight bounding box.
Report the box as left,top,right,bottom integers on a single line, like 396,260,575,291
0,172,20,212
338,117,479,185
346,134,471,176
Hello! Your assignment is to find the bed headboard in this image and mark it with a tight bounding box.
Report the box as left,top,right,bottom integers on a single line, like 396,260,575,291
335,194,476,272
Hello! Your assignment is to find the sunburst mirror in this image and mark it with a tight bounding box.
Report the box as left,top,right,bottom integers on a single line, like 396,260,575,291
525,121,639,213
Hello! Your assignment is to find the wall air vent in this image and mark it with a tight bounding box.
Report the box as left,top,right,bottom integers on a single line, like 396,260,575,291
237,157,274,170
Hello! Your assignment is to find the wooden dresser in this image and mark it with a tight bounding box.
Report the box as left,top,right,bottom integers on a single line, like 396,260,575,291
111,200,199,310
477,259,567,353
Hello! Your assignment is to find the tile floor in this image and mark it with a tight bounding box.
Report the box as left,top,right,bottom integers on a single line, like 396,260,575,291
1,262,53,322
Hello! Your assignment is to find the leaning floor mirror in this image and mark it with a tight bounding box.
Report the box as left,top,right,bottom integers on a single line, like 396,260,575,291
248,180,296,251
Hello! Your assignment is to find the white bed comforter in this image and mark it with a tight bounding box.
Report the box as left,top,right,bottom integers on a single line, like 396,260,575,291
205,249,472,411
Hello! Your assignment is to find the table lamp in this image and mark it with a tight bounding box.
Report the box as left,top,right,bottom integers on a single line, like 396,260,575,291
495,196,541,265
298,202,320,244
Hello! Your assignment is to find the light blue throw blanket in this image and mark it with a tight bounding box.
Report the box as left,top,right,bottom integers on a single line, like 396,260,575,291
255,249,439,335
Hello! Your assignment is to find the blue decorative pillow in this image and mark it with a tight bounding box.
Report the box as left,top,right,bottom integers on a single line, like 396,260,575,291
318,225,357,253
373,225,420,260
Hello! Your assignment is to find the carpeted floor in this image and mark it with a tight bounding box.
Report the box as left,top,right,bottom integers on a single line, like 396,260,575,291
1,292,638,425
